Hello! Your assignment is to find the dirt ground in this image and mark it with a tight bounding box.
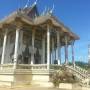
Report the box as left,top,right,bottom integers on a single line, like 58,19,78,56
0,85,89,90
0,87,61,90
0,86,84,90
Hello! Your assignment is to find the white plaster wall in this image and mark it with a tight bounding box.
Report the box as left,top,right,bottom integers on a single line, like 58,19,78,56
0,75,14,82
32,75,50,81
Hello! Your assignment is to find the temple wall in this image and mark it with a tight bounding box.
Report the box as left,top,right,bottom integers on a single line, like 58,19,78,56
32,74,50,82
0,75,14,82
13,69,52,87
0,73,14,86
14,74,32,82
0,69,53,87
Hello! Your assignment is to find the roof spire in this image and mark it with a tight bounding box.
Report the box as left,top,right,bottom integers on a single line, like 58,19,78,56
24,0,30,8
49,4,54,14
45,4,55,16
41,6,47,16
33,0,38,5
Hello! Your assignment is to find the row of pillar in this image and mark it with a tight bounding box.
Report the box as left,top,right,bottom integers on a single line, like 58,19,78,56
1,27,20,69
1,25,75,70
46,25,75,66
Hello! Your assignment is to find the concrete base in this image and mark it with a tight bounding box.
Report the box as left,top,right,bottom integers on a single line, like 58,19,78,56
59,83,72,90
0,74,14,86
0,69,53,87
59,83,90,90
82,87,90,90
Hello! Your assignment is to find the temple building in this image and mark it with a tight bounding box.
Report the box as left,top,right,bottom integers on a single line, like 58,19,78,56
0,2,79,87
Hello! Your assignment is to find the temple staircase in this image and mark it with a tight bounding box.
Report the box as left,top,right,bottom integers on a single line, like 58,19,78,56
65,65,90,87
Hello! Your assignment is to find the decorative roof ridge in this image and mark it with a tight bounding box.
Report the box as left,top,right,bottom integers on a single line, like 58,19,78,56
0,9,34,25
34,14,79,40
0,11,18,25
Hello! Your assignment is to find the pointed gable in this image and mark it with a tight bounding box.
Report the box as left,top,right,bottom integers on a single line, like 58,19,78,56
23,4,39,19
27,5,39,19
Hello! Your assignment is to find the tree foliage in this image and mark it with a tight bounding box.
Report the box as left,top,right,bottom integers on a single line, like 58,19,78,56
75,61,90,70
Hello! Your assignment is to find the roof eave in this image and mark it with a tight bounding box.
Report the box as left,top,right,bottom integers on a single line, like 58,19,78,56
0,11,33,27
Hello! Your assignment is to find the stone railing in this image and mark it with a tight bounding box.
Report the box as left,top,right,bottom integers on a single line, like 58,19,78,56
17,64,62,70
0,64,13,69
74,65,88,75
0,64,62,70
66,65,90,80
17,64,47,69
66,65,86,80
72,65,90,79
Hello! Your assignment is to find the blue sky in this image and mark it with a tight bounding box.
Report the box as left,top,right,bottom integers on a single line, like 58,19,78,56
0,0,90,63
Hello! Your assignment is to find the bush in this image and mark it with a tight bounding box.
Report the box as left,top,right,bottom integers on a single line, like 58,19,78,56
50,67,78,87
50,70,61,87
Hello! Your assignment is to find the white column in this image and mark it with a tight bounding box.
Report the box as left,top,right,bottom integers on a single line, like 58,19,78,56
55,38,56,62
20,30,23,55
51,37,54,64
54,38,56,64
13,28,20,69
19,30,23,64
65,36,68,65
7,35,10,63
31,29,35,64
71,41,75,66
47,25,50,69
88,45,90,64
1,30,7,69
56,31,61,65
42,35,45,64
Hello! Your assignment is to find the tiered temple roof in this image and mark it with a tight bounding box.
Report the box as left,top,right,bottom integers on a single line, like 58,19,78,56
0,3,79,40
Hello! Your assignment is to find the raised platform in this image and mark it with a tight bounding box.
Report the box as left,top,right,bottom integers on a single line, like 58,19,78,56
0,64,61,87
